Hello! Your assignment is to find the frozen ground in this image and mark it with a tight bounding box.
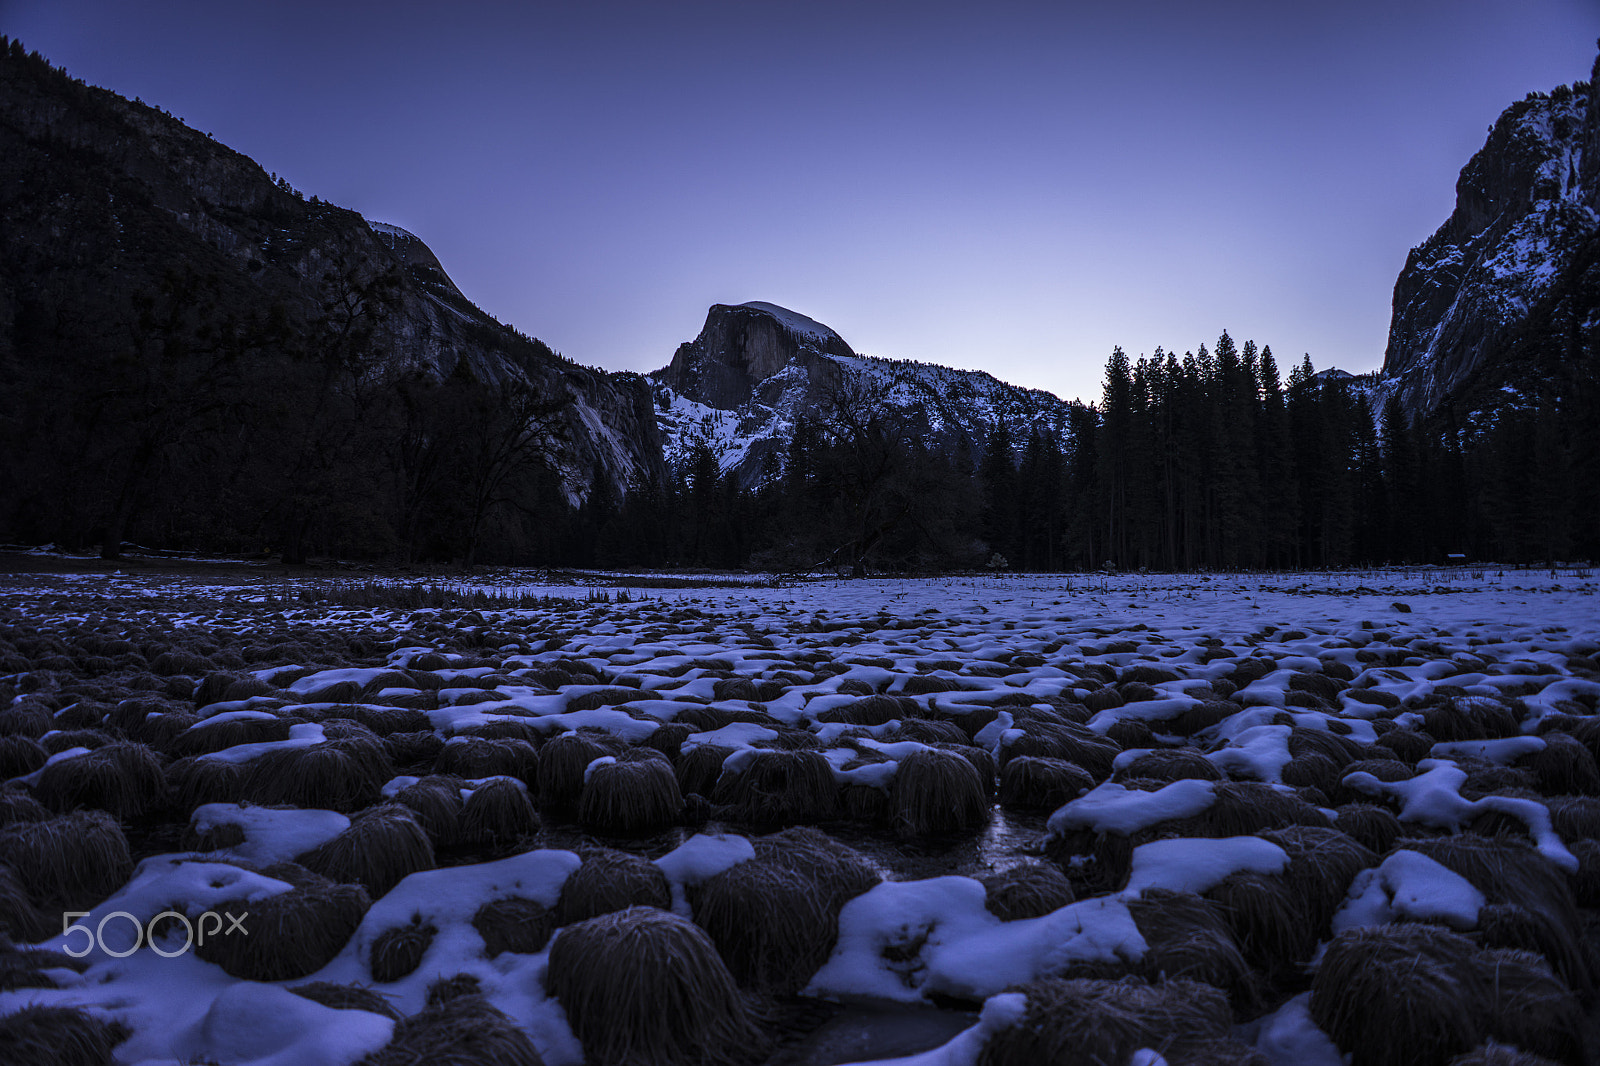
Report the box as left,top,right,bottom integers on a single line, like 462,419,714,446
0,563,1596,1065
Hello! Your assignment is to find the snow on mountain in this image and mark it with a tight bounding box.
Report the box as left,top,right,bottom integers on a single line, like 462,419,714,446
651,302,1080,484
1378,65,1598,418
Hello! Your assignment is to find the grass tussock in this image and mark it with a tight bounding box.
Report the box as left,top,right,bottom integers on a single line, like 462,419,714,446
976,976,1231,1066
34,741,166,819
0,1004,130,1066
537,730,624,813
458,778,540,851
711,749,837,826
0,810,132,911
369,913,437,983
1124,889,1258,1009
196,862,370,981
356,993,544,1066
981,861,1075,921
554,848,672,926
1311,924,1490,1066
1114,748,1224,784
546,906,769,1066
288,981,402,1021
579,755,684,836
392,775,464,847
890,748,989,837
295,804,435,899
436,737,539,783
691,855,838,993
1334,803,1403,854
239,738,393,813
999,756,1094,810
472,896,553,957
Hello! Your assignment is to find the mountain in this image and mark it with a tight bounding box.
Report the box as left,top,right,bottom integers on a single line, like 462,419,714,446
0,40,662,509
1379,51,1599,421
651,301,1080,486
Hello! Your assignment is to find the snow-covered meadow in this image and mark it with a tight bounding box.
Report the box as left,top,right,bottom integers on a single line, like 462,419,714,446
0,564,1597,1066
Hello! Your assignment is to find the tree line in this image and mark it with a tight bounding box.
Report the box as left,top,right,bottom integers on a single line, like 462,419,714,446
4,307,1593,570
550,331,1598,573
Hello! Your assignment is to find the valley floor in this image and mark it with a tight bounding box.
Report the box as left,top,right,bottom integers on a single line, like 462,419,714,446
0,564,1597,1065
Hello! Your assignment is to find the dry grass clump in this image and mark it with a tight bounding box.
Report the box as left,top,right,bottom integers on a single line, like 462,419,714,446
1399,834,1589,992
0,810,132,911
1203,869,1313,981
976,976,1231,1066
356,992,544,1066
0,790,49,828
999,756,1095,810
816,695,910,726
554,847,672,926
1311,924,1489,1066
150,649,212,677
0,1004,130,1066
472,896,554,957
34,741,166,819
436,737,539,783
1545,795,1600,840
167,754,245,809
1166,700,1239,738
195,862,371,981
566,687,650,712
0,736,46,780
1281,752,1340,792
369,913,437,982
0,864,52,942
890,748,989,837
580,753,684,836
38,729,112,755
537,730,625,813
691,854,839,992
546,906,769,1066
1258,825,1376,931
753,826,880,905
981,861,1075,921
1334,803,1404,854
0,706,52,739
999,722,1118,780
384,731,445,768
288,981,402,1020
1566,839,1600,907
458,779,540,851
1115,748,1224,784
295,804,436,898
393,775,464,847
1518,733,1600,796
1189,781,1331,836
840,781,891,822
1124,890,1257,1008
893,718,968,745
640,721,693,760
240,738,393,813
168,715,293,757
1330,758,1416,805
675,743,735,797
1375,728,1435,764
712,749,837,825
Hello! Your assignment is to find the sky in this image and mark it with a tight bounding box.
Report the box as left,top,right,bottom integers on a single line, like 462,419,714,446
4,0,1597,404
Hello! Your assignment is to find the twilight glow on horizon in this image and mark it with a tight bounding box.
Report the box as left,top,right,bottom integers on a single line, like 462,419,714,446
6,0,1596,403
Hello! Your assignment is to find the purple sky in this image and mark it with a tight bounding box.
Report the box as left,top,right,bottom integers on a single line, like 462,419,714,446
7,0,1597,403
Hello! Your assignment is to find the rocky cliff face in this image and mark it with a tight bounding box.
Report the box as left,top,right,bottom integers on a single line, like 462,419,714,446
1382,52,1599,418
652,301,1079,486
0,43,662,503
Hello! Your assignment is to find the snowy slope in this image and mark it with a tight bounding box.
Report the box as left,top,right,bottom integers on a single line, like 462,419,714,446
652,302,1080,483
1378,71,1598,417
